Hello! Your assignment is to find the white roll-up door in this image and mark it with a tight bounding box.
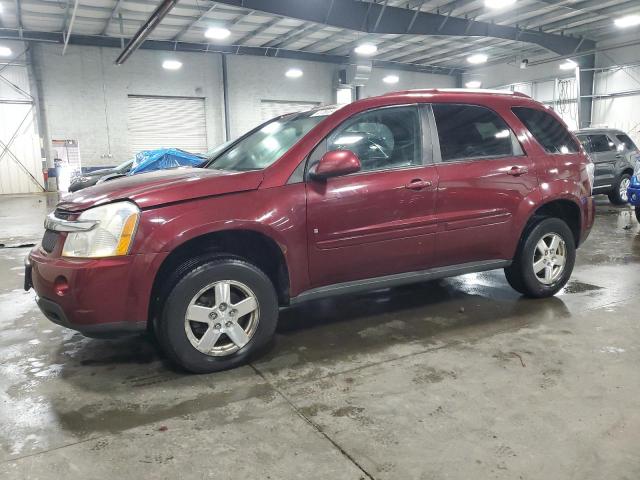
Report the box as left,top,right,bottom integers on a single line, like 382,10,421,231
260,100,320,122
127,95,208,156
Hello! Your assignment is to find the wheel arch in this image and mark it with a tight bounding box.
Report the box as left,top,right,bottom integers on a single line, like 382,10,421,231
525,198,582,247
148,228,291,326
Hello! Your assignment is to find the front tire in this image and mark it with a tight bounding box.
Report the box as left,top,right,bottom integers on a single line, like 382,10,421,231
156,257,278,373
608,173,631,205
636,206,640,224
504,217,576,298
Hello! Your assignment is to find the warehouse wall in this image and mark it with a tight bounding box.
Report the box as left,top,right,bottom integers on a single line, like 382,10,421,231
225,55,338,139
592,41,640,145
32,44,225,168
363,67,456,97
464,41,640,144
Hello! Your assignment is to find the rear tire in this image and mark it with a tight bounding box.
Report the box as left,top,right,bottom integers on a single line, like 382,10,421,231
156,257,278,373
504,217,575,298
608,173,631,205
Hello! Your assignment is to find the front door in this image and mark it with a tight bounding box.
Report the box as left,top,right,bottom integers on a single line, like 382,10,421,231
430,103,538,266
306,105,439,287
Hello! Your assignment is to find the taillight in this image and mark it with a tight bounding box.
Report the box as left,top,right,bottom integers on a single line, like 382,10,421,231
586,160,595,193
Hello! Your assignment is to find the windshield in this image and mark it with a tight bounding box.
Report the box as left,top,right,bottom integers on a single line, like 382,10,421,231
208,111,327,171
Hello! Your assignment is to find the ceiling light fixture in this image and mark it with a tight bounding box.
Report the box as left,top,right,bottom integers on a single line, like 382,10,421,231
467,53,488,64
354,43,378,56
614,15,640,28
162,60,182,70
285,68,303,78
465,80,482,88
559,59,577,70
383,74,399,84
485,0,516,8
205,27,231,40
0,46,12,57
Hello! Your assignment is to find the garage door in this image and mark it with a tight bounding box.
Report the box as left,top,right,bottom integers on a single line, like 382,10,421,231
260,100,320,122
127,95,208,156
0,64,45,194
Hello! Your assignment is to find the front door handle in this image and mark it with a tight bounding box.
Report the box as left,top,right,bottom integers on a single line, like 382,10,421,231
507,166,529,176
405,179,432,190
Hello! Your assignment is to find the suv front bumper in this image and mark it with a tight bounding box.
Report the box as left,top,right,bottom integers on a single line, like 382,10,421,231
27,246,166,337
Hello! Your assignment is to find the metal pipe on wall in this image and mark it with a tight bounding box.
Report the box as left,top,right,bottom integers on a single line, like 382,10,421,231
221,54,231,142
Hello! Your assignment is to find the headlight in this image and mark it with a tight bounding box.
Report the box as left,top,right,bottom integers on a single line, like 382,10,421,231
62,201,140,258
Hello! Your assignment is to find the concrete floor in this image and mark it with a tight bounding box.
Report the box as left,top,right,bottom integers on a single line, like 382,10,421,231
1,193,640,479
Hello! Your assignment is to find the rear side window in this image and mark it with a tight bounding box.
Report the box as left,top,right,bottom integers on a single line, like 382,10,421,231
432,104,521,162
577,134,616,153
616,134,638,151
512,107,579,154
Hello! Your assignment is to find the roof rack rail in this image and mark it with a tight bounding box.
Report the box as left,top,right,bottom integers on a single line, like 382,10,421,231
381,88,532,98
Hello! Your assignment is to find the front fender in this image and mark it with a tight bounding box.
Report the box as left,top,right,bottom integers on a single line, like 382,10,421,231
131,184,310,296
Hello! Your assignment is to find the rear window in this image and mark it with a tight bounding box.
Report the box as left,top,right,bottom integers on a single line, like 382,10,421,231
577,134,616,153
512,107,579,154
616,134,638,151
432,104,521,162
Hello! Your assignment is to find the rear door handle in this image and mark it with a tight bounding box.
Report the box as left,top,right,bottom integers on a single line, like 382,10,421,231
405,179,432,190
507,166,529,176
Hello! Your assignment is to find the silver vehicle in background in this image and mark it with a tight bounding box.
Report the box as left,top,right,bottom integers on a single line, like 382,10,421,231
575,128,639,204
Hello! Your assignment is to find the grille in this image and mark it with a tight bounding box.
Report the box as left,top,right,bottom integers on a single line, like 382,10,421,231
54,209,73,220
41,230,59,253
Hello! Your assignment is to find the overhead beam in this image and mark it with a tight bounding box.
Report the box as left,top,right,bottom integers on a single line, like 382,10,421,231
115,0,178,65
102,0,126,36
0,27,464,75
212,0,596,56
172,3,217,41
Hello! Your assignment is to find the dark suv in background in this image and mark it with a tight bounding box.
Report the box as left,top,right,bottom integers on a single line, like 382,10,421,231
575,128,639,204
27,89,595,373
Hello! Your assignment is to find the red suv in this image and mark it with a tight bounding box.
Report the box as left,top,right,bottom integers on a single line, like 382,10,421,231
26,90,595,373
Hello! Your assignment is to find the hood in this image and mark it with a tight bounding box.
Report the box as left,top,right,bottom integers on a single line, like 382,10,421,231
58,167,264,212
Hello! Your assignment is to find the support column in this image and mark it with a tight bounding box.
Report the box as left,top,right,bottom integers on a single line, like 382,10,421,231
577,54,595,128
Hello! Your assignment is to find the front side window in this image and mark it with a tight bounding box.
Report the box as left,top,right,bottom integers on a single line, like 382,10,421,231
327,106,422,172
616,134,638,152
432,104,520,162
208,111,327,171
512,106,579,154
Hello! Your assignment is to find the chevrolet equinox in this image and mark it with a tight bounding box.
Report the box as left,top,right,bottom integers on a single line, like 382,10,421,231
26,89,596,373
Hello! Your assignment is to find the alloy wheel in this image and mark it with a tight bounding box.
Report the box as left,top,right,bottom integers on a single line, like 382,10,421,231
184,280,260,356
620,177,631,202
532,233,567,285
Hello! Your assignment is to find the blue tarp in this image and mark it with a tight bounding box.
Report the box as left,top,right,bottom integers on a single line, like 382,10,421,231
129,148,205,175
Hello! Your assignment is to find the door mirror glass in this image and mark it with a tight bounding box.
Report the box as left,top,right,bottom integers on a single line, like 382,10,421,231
311,150,361,180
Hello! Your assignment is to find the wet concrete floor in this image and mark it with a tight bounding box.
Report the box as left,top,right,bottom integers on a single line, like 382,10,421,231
1,193,639,479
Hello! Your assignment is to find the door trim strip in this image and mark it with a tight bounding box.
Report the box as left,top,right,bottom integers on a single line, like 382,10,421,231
289,259,511,305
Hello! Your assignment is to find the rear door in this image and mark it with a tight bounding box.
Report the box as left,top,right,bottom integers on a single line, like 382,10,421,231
306,105,439,287
430,103,537,266
578,134,618,190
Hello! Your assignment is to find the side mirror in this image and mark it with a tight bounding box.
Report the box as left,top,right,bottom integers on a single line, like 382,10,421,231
311,150,361,180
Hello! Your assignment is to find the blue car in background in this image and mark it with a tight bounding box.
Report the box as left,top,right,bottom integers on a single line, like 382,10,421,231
627,163,640,223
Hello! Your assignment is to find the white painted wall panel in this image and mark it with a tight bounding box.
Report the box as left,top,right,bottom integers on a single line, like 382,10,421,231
0,43,44,194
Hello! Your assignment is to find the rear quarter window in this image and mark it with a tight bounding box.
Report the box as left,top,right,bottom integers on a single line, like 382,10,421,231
512,107,579,154
432,104,522,162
